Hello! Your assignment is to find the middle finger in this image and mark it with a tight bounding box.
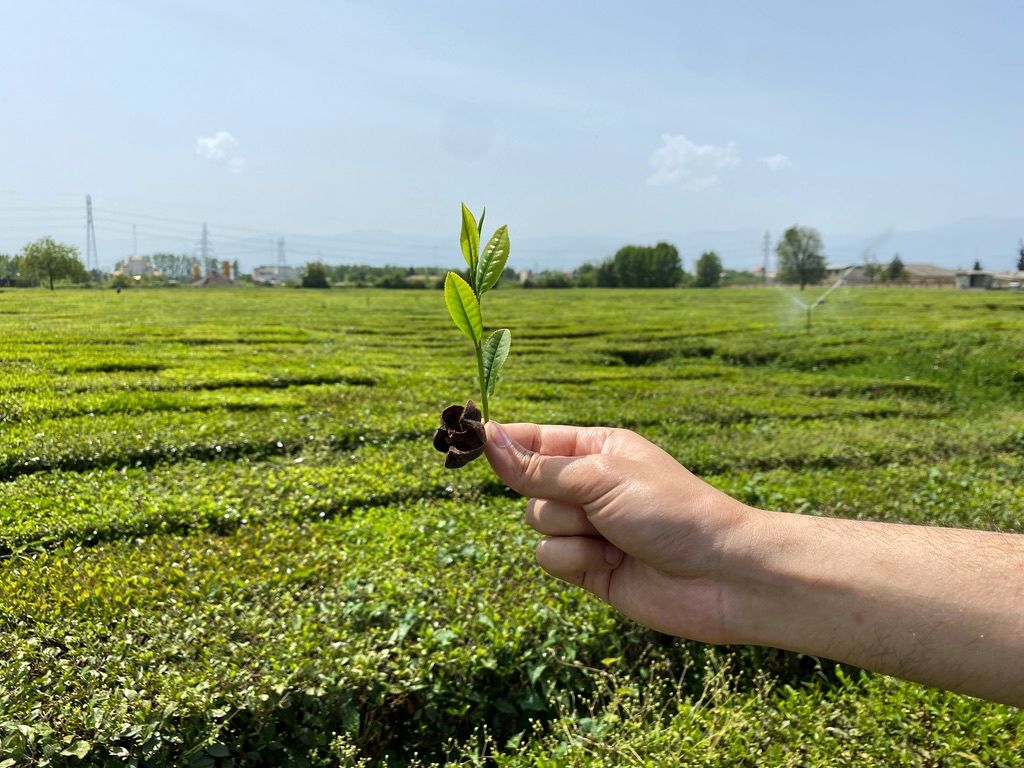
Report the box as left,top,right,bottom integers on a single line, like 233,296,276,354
525,498,599,537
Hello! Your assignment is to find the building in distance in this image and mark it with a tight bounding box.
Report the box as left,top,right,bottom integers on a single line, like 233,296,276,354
824,263,957,287
252,265,301,286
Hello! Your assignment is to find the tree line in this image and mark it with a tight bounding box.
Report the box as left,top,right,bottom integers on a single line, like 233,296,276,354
16,224,1014,292
0,237,90,289
519,225,830,290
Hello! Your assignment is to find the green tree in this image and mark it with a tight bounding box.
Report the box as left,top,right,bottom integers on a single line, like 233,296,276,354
150,252,200,281
1017,240,1024,272
523,270,572,288
861,250,881,284
972,259,983,271
600,242,682,288
694,250,723,288
0,253,18,285
888,254,906,282
595,260,618,287
301,261,330,288
720,269,760,286
775,226,826,290
19,237,88,290
574,261,598,287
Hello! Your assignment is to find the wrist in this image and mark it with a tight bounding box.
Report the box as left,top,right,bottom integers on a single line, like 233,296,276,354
717,507,849,650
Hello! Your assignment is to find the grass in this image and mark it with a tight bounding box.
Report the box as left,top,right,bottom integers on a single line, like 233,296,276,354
0,284,1022,766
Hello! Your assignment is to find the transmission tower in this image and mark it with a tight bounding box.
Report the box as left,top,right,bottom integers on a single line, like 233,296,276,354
85,195,99,272
762,231,770,285
276,237,286,274
199,223,213,276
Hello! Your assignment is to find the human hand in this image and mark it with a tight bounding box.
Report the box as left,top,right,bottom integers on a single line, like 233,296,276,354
485,421,1024,706
484,421,764,643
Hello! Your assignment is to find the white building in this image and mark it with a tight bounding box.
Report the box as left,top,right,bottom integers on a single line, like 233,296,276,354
252,265,301,285
118,255,156,277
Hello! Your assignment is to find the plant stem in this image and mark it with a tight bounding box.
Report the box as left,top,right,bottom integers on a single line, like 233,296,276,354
475,341,489,421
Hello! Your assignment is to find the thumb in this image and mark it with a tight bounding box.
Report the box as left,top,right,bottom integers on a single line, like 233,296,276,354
483,421,535,493
484,421,612,504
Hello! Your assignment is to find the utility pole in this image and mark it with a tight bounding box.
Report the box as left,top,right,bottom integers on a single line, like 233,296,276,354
85,195,99,272
762,231,770,285
276,237,286,276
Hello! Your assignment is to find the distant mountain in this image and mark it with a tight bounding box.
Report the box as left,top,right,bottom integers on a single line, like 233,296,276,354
826,217,1024,272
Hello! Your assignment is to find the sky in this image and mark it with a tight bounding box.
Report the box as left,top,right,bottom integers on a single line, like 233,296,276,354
2,0,1023,272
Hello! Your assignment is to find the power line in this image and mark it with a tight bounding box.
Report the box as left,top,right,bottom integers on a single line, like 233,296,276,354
0,206,80,213
92,206,454,254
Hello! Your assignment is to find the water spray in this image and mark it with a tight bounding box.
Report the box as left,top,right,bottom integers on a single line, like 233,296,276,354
782,266,855,333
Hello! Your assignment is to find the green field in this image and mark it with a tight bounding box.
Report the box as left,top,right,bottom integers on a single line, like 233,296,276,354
1,285,1022,766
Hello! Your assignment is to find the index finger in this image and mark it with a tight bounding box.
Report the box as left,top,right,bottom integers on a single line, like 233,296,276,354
484,422,622,505
495,422,614,458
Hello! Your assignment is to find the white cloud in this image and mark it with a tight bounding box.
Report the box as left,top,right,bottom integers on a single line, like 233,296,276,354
196,131,246,173
647,134,740,189
759,153,792,171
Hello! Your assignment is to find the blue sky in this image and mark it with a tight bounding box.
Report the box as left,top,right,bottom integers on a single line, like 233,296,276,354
2,1,1022,271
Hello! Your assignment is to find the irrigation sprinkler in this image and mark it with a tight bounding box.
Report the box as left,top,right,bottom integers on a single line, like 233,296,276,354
782,267,855,333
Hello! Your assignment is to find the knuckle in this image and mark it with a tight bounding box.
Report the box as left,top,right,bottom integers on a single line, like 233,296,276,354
520,449,546,488
523,498,540,527
584,453,619,483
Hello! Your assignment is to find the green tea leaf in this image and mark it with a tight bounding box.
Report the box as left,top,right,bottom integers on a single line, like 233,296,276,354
444,272,483,343
477,207,486,235
475,225,510,296
482,329,511,396
459,203,480,279
60,741,92,759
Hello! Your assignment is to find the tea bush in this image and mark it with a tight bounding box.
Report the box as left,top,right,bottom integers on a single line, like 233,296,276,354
0,287,1022,765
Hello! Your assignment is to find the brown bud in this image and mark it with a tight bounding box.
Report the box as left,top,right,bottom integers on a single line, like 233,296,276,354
432,400,485,468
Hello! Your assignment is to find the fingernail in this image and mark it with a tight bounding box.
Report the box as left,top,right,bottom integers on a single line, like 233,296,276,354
604,544,623,566
488,421,512,448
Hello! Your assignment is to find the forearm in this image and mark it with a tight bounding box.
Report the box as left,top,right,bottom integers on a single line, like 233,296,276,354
727,509,1024,707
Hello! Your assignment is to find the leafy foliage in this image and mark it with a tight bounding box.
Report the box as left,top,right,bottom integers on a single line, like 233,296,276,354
18,236,88,289
887,253,907,282
597,242,683,288
694,250,723,288
301,261,331,288
150,252,201,281
443,272,483,344
442,205,512,422
776,225,826,290
482,329,511,397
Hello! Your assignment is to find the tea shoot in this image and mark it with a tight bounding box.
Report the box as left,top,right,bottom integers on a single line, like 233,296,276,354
443,204,511,422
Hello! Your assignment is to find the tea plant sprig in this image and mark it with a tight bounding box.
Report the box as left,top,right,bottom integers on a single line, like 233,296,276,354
443,203,511,422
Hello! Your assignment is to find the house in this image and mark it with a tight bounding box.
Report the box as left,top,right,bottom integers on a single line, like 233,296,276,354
955,269,994,290
902,263,956,287
823,262,956,287
823,264,879,285
252,265,301,286
990,271,1023,290
824,263,857,281
117,255,156,277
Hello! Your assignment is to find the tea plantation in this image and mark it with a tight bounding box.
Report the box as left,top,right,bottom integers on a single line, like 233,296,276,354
1,286,1022,766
